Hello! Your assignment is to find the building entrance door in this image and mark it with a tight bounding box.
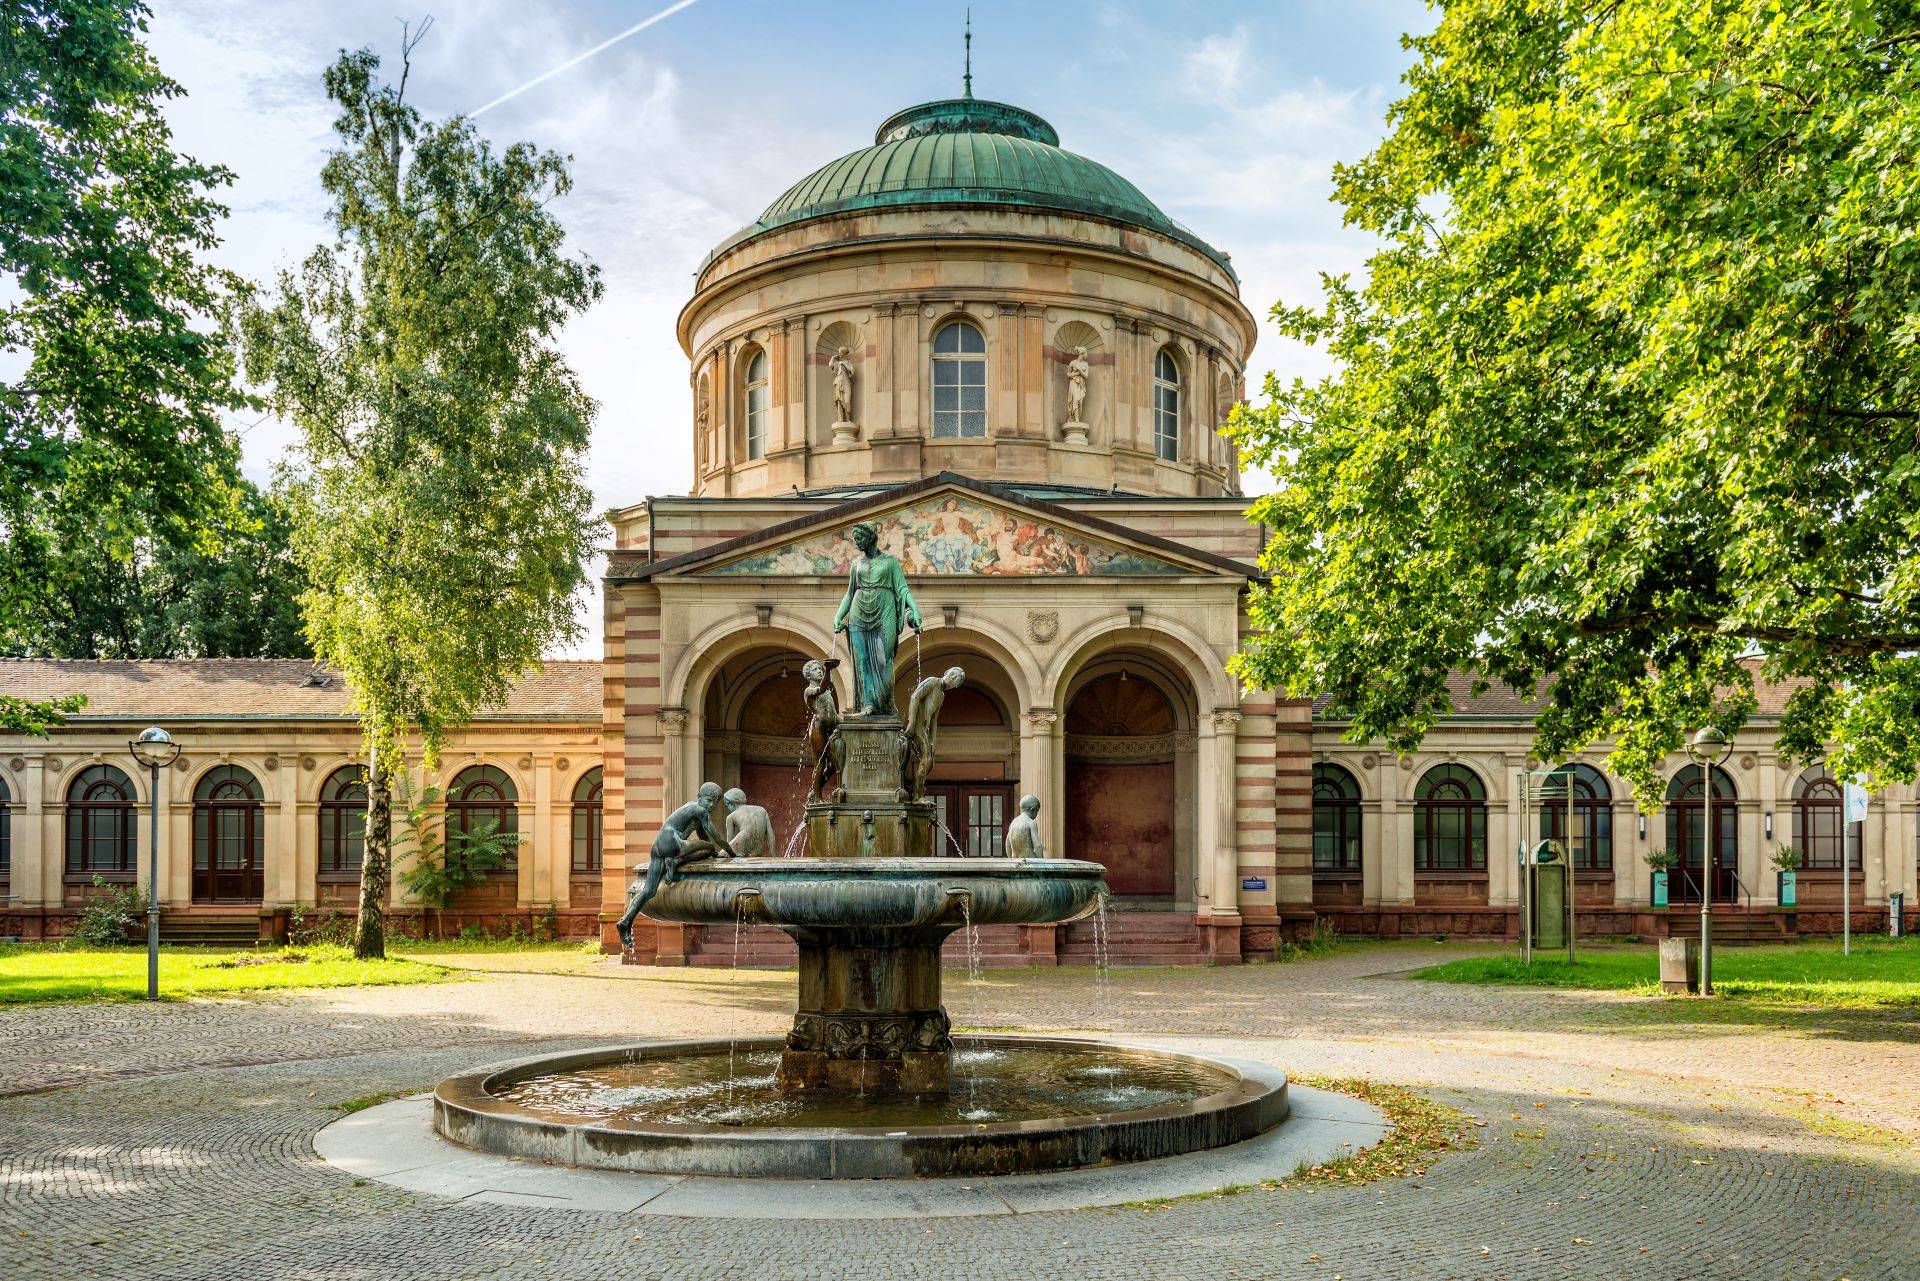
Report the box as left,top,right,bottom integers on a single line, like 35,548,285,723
925,781,1013,857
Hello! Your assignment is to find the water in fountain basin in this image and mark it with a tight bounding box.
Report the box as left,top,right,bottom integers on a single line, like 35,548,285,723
492,1043,1232,1128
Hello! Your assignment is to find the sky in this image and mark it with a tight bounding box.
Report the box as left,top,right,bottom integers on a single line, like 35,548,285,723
145,0,1432,654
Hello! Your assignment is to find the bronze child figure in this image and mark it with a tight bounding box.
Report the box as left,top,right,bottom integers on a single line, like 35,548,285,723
616,781,737,950
899,666,966,801
803,657,844,803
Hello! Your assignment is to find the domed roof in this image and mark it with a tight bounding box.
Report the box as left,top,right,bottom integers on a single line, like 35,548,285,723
708,98,1233,279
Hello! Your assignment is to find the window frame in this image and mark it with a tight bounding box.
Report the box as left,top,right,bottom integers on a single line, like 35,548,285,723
318,766,368,881
1413,763,1488,873
65,764,137,881
1153,347,1182,462
1311,763,1362,873
743,347,769,461
1537,763,1614,871
446,764,520,874
931,320,988,439
571,767,604,874
1792,769,1853,871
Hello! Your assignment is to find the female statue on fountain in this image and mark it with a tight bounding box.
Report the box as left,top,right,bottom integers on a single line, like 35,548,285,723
833,521,921,717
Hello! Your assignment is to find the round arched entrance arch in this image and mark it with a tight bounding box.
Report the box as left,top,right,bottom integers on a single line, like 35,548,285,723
1062,659,1194,903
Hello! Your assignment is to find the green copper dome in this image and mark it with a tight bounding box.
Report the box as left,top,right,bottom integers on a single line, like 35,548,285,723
710,99,1233,279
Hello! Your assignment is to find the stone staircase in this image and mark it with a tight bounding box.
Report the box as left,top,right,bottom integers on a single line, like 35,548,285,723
1058,912,1208,966
157,914,259,947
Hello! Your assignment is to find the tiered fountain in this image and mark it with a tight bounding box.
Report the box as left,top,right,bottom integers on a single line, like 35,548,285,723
434,523,1289,1178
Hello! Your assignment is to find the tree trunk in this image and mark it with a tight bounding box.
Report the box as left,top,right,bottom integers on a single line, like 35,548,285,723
354,752,392,959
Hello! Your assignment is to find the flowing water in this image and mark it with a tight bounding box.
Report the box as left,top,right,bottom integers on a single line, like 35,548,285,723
493,1043,1232,1129
780,821,809,858
958,894,981,984
1092,891,1112,994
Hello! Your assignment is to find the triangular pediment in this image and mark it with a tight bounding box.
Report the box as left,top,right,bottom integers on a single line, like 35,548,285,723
642,477,1244,581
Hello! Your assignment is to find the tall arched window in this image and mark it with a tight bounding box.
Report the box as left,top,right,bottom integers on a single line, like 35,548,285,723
1538,763,1613,870
1312,764,1362,872
1153,348,1182,462
743,347,769,460
1665,765,1737,902
931,320,987,438
1414,763,1487,871
66,764,136,880
0,772,11,884
571,767,604,873
193,765,264,902
319,766,367,881
448,764,519,872
1792,767,1853,870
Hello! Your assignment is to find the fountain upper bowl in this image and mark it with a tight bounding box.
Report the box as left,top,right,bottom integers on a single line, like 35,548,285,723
641,856,1107,930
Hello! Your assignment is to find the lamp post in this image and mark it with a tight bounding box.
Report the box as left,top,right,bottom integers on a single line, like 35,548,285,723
1686,726,1733,997
129,726,181,1001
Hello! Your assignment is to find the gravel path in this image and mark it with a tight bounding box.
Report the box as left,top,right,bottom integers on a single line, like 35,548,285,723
3,942,1915,1280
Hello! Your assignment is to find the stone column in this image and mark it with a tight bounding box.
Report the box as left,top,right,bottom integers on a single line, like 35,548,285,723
871,304,897,438
272,755,299,906
659,709,691,820
19,757,47,909
993,303,1020,437
529,755,554,907
782,317,806,452
1019,304,1045,436
1019,708,1060,855
1195,710,1241,915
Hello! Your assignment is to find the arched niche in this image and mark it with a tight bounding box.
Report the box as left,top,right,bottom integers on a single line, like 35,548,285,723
1052,319,1104,441
815,319,862,444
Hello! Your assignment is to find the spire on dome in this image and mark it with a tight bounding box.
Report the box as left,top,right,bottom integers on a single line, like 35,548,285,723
963,10,972,101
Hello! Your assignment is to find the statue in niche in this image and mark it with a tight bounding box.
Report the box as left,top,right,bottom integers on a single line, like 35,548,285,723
803,658,845,803
832,521,922,718
898,667,966,801
830,346,855,424
616,781,737,949
696,381,710,434
723,787,776,859
1064,346,1090,425
1006,795,1045,858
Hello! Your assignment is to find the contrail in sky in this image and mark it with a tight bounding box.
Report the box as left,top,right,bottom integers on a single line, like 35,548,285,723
469,0,703,118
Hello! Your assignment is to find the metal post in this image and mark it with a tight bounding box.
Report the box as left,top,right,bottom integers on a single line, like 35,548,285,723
1567,771,1577,965
147,760,161,1001
1700,777,1713,997
1519,773,1531,965
1844,818,1857,956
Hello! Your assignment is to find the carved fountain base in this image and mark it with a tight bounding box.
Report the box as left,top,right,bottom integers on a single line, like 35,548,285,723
777,929,954,1093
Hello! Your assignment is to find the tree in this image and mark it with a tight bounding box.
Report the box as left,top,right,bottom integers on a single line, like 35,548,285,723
2,0,249,731
1231,1,1920,796
240,30,601,959
1,474,309,660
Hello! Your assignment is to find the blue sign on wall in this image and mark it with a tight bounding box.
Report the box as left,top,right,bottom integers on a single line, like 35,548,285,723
1845,780,1870,824
1241,876,1267,892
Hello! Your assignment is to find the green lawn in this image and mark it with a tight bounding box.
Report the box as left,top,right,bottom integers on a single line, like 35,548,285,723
1413,938,1920,1008
0,943,452,1005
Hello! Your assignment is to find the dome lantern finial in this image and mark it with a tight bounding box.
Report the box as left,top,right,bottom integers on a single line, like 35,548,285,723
963,9,973,101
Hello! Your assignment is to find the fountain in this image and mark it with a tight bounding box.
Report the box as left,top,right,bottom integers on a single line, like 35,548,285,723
431,521,1291,1178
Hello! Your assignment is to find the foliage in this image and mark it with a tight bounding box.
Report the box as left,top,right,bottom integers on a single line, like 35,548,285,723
66,877,145,947
2,0,255,726
2,476,309,659
1275,917,1343,962
1284,1077,1476,1185
286,903,357,947
1231,1,1920,798
1771,844,1806,872
1415,940,1920,1008
0,692,85,737
393,778,521,911
239,27,602,958
0,942,448,1004
1644,850,1677,871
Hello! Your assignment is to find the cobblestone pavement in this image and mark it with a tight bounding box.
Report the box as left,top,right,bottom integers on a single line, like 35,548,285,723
3,942,1917,1280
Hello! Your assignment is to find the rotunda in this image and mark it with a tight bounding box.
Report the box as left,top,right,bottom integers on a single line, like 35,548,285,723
679,95,1256,499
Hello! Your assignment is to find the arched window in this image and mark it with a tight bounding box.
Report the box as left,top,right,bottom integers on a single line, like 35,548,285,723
0,772,11,883
1537,763,1613,870
1665,765,1737,902
743,348,769,460
1792,767,1854,870
1414,763,1487,871
319,766,367,880
193,765,264,902
1312,763,1362,872
931,320,987,438
1153,348,1182,462
447,764,519,871
571,767,604,874
66,764,136,880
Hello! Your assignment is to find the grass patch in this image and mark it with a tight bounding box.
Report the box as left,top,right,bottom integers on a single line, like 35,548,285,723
1120,1077,1474,1207
0,943,450,1005
332,1090,405,1114
1412,938,1920,1008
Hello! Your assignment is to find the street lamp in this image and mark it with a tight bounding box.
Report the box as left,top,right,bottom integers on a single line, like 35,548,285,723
129,726,182,1001
1685,726,1733,996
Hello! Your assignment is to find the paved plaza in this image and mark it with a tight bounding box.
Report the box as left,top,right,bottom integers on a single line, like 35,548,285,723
3,943,1917,1280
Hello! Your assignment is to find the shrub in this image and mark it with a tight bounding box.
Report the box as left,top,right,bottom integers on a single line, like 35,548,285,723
68,878,146,947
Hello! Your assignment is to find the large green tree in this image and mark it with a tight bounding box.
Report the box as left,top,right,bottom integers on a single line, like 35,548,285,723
1233,0,1920,795
2,0,250,730
241,32,601,958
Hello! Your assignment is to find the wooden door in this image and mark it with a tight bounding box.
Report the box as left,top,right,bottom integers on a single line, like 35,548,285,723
925,781,1013,857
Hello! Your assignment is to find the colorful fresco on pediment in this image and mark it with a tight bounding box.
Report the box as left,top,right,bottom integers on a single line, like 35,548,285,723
706,494,1189,577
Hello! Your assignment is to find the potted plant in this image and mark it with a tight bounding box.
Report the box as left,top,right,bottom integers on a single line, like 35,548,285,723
1771,845,1803,909
1645,850,1676,908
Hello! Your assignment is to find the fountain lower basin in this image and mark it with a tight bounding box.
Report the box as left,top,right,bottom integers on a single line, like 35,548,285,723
434,1036,1290,1179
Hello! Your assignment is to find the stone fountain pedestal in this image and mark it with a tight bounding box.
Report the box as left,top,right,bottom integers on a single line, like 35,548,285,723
778,929,954,1092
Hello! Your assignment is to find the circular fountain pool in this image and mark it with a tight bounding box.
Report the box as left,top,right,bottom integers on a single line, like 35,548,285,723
435,1036,1289,1179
